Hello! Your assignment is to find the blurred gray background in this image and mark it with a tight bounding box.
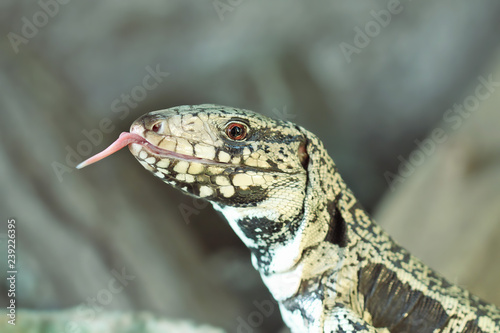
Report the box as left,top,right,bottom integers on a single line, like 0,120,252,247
1,1,500,332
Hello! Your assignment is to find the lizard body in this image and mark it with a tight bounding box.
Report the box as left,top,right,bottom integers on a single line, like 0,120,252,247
78,104,500,332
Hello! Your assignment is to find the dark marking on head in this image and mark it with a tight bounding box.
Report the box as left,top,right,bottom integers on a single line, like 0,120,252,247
251,247,272,272
236,217,284,242
236,217,303,246
359,263,449,332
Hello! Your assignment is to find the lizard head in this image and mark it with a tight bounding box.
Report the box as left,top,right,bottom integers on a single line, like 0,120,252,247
78,104,341,274
128,104,310,206
77,104,310,208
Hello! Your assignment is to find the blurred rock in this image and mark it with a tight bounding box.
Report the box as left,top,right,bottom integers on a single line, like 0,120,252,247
0,309,225,333
376,51,500,306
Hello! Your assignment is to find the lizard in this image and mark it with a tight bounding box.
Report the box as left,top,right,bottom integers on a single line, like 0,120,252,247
77,104,500,333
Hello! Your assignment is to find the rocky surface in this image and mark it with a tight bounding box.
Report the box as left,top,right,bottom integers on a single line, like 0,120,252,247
0,309,225,333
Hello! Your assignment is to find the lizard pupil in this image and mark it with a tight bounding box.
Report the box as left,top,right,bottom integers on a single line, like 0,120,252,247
226,122,247,140
152,123,161,133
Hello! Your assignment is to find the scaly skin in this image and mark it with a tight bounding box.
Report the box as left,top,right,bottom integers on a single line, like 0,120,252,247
80,104,500,332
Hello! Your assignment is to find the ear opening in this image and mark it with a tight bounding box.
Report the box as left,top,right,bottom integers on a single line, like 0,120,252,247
295,125,311,170
298,140,309,170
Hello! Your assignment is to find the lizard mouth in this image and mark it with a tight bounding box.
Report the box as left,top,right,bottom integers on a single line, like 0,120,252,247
76,132,224,169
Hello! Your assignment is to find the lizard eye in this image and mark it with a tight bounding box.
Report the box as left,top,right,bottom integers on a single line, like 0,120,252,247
152,122,162,133
225,122,248,141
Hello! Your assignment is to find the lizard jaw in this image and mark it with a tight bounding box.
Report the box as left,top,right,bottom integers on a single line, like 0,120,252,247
76,132,225,170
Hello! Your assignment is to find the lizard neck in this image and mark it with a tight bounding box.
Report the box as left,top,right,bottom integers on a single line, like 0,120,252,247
212,130,354,298
215,129,500,331
309,151,500,332
213,124,500,332
211,174,313,275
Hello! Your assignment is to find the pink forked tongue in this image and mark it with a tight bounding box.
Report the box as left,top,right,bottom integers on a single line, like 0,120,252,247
76,132,146,169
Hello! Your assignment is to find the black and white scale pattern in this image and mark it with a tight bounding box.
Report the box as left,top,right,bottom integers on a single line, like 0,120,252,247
126,104,500,333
